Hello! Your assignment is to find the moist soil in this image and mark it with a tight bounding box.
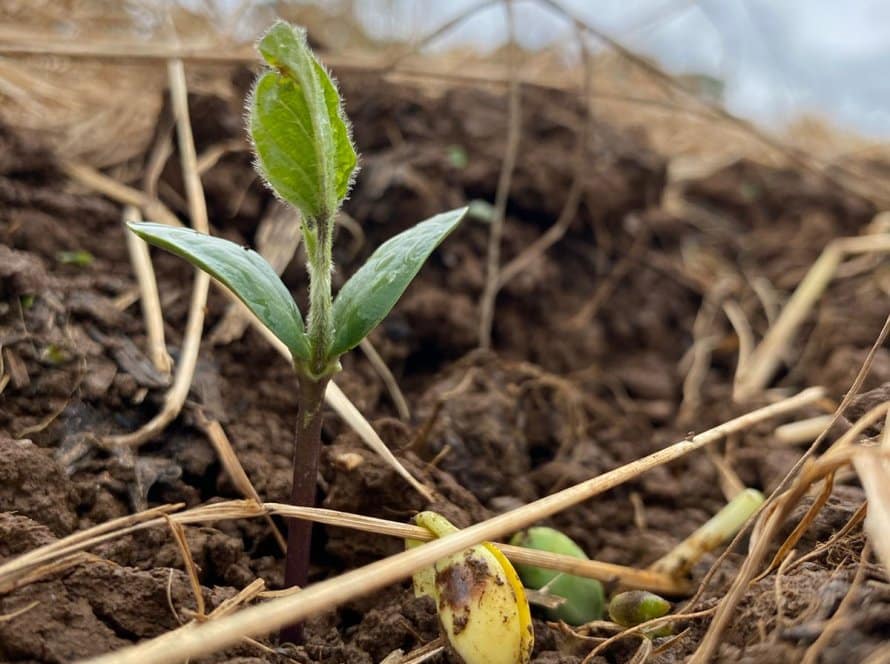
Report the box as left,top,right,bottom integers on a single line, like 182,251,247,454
1,72,889,663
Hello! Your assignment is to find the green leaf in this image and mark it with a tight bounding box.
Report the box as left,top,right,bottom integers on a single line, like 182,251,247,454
313,58,355,202
250,21,357,221
329,207,467,357
127,222,310,362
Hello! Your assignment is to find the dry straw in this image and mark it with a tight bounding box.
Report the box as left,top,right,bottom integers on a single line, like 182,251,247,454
105,59,210,448
684,312,890,661
735,234,890,400
0,497,683,597
122,205,172,375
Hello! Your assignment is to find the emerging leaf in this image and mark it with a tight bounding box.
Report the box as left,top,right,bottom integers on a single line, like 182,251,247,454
128,222,310,362
250,21,357,222
329,207,467,358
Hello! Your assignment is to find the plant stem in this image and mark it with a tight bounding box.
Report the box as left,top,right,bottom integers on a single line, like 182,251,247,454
282,210,337,644
280,374,331,645
305,215,335,377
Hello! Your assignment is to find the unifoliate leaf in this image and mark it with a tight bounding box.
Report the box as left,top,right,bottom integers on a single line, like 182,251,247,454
329,207,467,357
250,73,320,219
250,21,357,221
127,222,310,362
313,59,356,201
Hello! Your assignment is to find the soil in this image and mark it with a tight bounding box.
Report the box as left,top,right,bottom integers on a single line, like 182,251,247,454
1,71,889,663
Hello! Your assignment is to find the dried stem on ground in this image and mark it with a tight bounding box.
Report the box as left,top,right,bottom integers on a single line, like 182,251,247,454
142,114,174,200
62,160,183,228
105,59,210,447
193,410,287,553
736,234,890,400
196,138,246,175
690,399,890,662
568,229,649,327
122,205,171,375
264,503,689,595
0,503,184,591
330,383,432,497
493,28,592,291
359,337,411,421
852,452,890,574
784,500,867,574
163,516,206,618
774,414,835,446
0,601,39,624
756,474,835,581
705,445,745,500
477,0,520,350
678,282,729,423
381,637,446,664
722,299,754,384
580,608,717,663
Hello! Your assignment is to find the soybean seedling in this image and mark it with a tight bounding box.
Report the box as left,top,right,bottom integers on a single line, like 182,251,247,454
408,511,533,664
129,21,467,642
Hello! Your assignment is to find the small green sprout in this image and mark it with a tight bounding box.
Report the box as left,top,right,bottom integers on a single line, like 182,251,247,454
408,511,533,664
40,343,70,365
446,144,469,169
127,21,466,642
510,527,605,625
56,249,94,267
608,590,671,628
466,199,496,223
650,488,765,577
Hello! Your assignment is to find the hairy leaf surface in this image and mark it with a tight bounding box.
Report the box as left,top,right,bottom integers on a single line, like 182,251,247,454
250,21,356,221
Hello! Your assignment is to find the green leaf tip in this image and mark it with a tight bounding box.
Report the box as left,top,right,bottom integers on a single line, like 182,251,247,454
250,20,357,222
127,221,310,363
328,206,468,358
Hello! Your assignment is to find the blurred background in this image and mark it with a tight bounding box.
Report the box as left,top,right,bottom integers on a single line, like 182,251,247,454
0,0,887,171
351,0,890,138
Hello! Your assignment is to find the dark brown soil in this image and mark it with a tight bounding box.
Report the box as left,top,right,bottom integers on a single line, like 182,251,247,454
1,71,888,663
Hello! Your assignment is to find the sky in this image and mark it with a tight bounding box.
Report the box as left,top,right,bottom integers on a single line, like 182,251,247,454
350,0,890,138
